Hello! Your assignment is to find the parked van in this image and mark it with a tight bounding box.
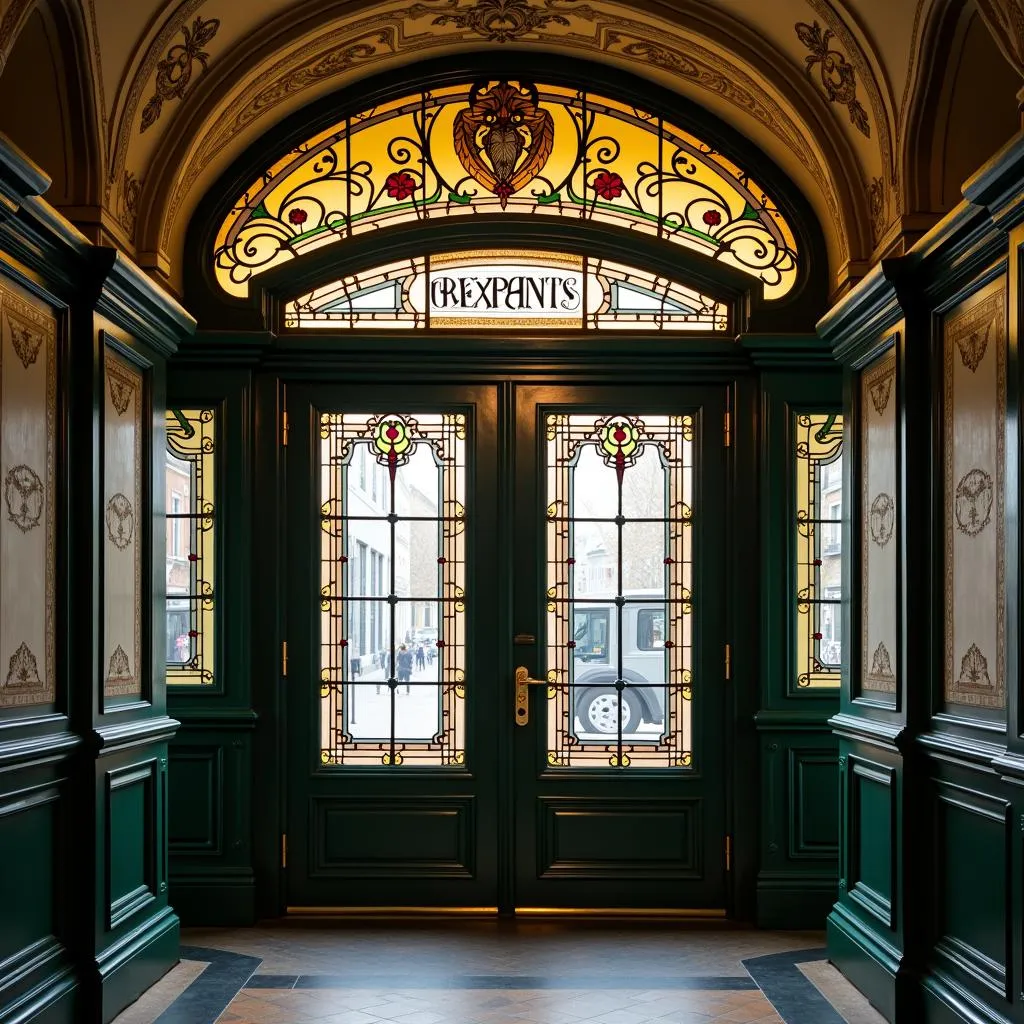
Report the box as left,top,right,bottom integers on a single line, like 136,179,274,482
572,589,668,735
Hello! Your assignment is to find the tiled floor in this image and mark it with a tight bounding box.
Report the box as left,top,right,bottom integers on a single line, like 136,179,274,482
111,922,885,1024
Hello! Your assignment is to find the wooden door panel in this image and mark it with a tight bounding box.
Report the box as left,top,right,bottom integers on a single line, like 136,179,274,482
511,385,728,910
285,383,500,910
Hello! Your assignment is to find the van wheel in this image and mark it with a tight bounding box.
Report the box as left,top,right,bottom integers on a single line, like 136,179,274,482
578,687,642,734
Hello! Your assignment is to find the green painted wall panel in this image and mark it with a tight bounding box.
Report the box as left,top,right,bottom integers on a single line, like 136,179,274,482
854,772,892,905
168,746,221,852
0,788,57,966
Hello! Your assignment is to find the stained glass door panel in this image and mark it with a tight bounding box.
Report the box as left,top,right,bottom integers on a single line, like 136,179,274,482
286,385,500,910
513,387,727,910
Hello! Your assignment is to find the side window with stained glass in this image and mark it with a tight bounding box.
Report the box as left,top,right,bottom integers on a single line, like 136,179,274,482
165,408,215,686
795,412,843,689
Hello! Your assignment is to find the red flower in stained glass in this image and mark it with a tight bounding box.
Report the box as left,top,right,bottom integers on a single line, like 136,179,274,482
813,558,822,566
814,632,823,640
188,630,198,638
567,557,576,565
568,641,576,649
386,171,417,200
288,208,308,226
438,557,446,565
591,171,625,200
188,553,198,562
341,639,348,648
664,557,674,565
702,209,722,227
664,640,675,649
436,640,445,648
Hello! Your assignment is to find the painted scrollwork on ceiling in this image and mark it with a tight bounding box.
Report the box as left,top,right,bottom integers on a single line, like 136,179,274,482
419,0,597,41
795,20,869,137
106,0,219,229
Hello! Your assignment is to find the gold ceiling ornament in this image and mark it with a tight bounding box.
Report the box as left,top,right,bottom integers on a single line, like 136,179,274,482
141,15,221,133
795,20,869,138
420,0,597,41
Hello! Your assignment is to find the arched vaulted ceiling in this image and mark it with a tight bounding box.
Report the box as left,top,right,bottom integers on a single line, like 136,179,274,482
0,0,1020,303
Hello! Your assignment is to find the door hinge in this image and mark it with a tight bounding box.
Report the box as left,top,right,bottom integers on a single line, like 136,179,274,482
281,834,287,869
724,410,731,448
724,643,731,681
725,834,732,872
281,641,288,677
282,410,289,447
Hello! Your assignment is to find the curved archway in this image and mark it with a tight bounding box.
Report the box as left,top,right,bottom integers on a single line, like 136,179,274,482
901,0,1020,222
0,0,101,211
184,54,830,333
133,0,869,298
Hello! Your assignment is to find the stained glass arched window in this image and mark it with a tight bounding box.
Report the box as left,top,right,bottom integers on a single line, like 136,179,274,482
283,250,729,332
214,81,799,301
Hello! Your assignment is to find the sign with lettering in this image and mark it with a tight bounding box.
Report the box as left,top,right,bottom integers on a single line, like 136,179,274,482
428,264,584,321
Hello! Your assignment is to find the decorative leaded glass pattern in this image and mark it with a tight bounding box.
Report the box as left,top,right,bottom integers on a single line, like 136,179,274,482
283,251,729,332
545,413,694,768
795,412,843,688
319,412,466,767
215,82,798,301
165,408,215,686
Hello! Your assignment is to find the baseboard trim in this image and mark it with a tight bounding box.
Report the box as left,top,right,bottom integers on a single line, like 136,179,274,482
826,905,900,1021
93,906,180,1023
170,879,256,927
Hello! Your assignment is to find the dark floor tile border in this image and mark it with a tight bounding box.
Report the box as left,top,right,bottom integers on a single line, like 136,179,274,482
146,943,839,1023
152,946,262,1024
742,947,847,1024
244,972,759,990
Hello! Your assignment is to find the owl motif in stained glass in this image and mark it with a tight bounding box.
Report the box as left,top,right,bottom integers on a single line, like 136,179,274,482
453,80,554,207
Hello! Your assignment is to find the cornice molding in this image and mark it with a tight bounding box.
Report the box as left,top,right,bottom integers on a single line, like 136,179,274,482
0,131,50,220
94,248,196,357
816,260,906,366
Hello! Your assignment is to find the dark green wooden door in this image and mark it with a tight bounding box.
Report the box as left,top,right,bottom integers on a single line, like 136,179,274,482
511,386,728,911
285,380,727,912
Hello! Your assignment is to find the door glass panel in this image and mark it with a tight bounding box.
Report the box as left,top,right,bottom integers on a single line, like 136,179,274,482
546,413,694,768
319,412,466,767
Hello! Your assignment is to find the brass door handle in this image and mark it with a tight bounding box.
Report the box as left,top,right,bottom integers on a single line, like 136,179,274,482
514,666,548,727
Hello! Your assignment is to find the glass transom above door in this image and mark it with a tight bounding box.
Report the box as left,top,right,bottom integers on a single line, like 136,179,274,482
284,251,729,332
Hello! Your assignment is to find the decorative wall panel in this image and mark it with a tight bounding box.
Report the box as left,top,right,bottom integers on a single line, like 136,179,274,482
0,280,56,708
860,348,897,695
103,346,143,701
943,279,1006,709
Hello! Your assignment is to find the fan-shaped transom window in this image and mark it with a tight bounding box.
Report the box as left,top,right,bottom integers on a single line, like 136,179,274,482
284,250,729,332
215,81,799,301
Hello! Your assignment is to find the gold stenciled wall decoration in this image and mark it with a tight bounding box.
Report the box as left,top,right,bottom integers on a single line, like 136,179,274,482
860,346,897,695
103,346,143,701
943,278,1006,709
0,280,56,708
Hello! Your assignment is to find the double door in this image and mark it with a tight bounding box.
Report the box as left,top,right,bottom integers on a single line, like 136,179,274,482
285,381,728,912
